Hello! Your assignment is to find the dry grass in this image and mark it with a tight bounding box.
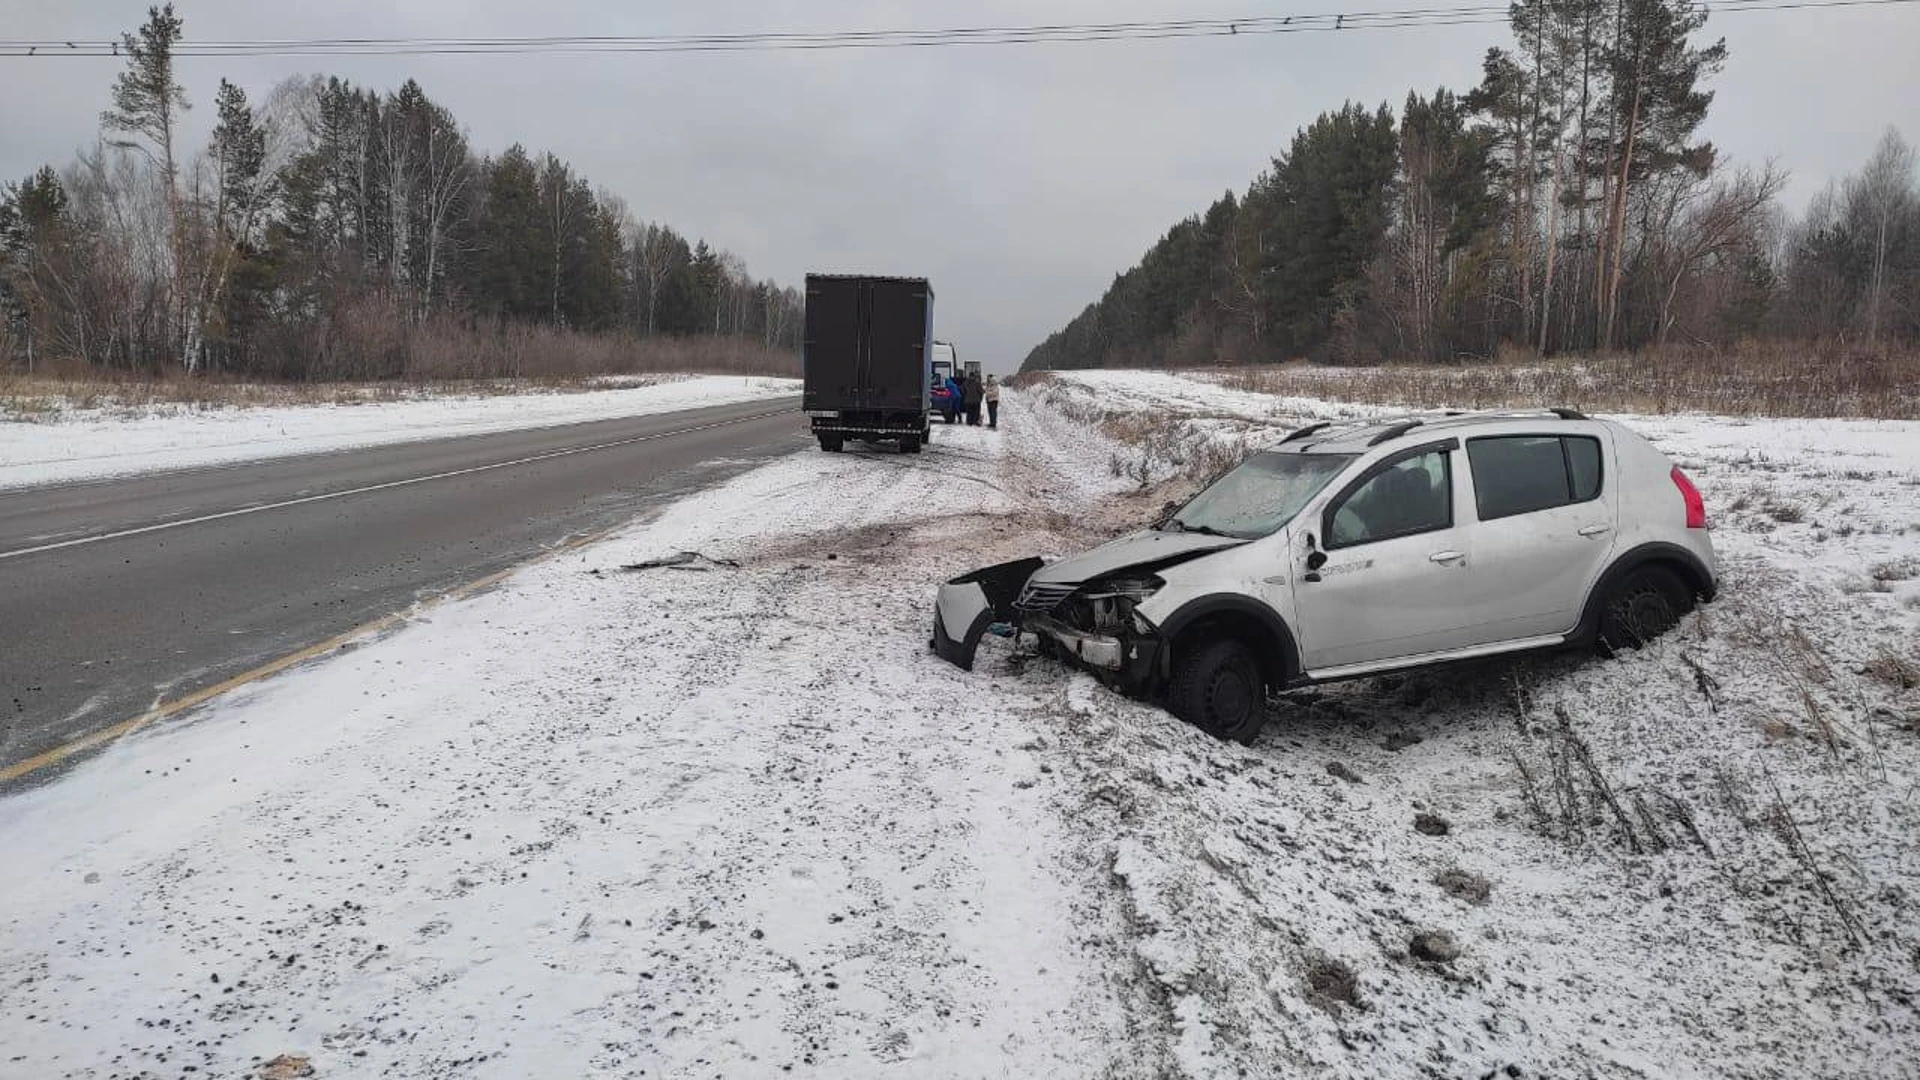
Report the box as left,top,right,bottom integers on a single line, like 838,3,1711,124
1300,953,1362,1012
1169,341,1920,420
1,331,798,421
1432,867,1493,906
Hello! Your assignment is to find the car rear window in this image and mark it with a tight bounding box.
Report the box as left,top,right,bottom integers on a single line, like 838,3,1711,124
1468,435,1604,520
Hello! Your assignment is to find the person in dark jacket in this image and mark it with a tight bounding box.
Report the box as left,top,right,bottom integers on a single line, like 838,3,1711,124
963,372,984,426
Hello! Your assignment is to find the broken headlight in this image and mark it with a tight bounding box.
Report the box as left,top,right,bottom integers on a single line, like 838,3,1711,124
1084,576,1165,603
1078,577,1165,635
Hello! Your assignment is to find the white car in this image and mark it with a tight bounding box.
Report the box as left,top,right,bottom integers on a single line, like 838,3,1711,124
932,409,1717,742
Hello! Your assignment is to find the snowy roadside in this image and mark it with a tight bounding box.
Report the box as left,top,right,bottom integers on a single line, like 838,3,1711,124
0,375,799,490
0,402,1166,1080
2,376,1918,1079
1021,370,1920,1078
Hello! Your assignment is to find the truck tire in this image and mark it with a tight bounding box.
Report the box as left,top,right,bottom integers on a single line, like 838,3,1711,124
818,435,844,453
1169,638,1267,744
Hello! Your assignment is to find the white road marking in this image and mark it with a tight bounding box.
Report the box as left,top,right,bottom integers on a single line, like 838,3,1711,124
0,409,792,562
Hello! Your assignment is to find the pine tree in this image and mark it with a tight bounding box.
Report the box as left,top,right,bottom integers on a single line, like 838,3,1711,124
198,79,272,370
1597,0,1725,348
476,145,542,320
1257,102,1400,359
0,167,72,372
101,4,190,367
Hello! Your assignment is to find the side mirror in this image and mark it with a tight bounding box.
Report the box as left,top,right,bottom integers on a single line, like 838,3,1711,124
1306,550,1328,571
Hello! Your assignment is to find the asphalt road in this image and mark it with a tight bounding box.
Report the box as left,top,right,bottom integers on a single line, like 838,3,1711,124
0,397,805,783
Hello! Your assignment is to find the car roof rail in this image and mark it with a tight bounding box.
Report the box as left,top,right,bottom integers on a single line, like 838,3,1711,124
1280,421,1332,444
1549,407,1589,420
1366,419,1426,446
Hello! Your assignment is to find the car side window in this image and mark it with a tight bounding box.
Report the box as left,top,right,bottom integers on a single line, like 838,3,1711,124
1468,435,1604,520
1566,436,1603,501
1327,448,1453,549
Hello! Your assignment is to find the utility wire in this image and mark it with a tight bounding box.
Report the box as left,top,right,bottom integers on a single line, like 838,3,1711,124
2,0,1913,58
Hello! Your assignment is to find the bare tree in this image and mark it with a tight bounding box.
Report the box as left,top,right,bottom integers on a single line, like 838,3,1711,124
628,222,682,336
1850,128,1917,348
1648,164,1785,343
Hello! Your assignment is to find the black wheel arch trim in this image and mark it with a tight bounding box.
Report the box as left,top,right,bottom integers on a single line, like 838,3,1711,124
1153,595,1301,687
1573,542,1718,644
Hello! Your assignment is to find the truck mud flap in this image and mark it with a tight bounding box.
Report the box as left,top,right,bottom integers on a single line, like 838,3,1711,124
931,557,1045,671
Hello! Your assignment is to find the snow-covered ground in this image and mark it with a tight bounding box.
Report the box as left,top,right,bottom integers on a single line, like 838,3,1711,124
3,374,1918,1079
0,375,799,490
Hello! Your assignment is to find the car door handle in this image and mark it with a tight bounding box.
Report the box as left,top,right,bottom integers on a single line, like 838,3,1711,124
1578,524,1613,538
1429,550,1466,564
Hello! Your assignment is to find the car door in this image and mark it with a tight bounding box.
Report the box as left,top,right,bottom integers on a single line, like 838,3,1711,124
1291,440,1475,672
1454,431,1619,643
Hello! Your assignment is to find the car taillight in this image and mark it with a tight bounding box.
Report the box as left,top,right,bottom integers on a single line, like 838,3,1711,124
1671,466,1707,529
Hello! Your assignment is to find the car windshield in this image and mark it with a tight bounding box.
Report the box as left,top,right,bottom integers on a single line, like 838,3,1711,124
1165,450,1354,539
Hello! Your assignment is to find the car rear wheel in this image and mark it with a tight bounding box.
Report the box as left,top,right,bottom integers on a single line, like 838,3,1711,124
900,436,922,454
1169,638,1267,744
1599,565,1691,652
818,435,844,452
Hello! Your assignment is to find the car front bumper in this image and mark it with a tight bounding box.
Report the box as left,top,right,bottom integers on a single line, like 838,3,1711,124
931,558,1166,690
1023,615,1125,669
931,557,1046,671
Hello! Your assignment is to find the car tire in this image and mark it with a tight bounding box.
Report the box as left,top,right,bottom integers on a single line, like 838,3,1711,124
1169,638,1267,744
900,436,922,454
1598,565,1691,653
818,435,844,453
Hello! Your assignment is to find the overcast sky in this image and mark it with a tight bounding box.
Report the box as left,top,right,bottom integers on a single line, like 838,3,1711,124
3,1,1917,372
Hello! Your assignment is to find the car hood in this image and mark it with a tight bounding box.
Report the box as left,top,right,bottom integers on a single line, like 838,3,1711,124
1028,529,1247,585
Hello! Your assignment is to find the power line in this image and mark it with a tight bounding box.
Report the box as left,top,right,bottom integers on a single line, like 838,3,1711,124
2,0,1914,58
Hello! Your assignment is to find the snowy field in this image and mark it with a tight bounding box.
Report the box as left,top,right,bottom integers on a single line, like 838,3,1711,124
0,375,799,490
3,373,1918,1079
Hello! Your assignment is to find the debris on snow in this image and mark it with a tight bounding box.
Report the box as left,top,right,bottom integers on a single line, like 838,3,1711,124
257,1055,313,1080
1408,930,1463,965
612,550,742,572
1325,761,1364,785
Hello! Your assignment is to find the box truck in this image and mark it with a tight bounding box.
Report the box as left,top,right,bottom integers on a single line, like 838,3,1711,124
802,274,934,453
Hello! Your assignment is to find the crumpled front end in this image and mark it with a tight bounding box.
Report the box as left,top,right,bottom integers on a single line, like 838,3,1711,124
931,557,1166,689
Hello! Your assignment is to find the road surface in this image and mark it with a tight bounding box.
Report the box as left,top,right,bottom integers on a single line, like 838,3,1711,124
0,397,804,784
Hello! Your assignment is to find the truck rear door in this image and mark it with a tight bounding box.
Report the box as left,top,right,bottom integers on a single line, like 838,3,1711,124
863,278,930,413
803,277,862,413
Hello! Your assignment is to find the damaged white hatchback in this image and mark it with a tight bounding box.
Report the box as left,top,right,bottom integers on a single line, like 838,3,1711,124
933,409,1718,743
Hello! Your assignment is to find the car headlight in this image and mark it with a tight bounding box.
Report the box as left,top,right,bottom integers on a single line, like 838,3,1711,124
1087,576,1164,603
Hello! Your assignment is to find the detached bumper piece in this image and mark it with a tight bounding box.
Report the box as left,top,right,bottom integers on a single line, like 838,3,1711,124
931,557,1045,671
1024,615,1124,670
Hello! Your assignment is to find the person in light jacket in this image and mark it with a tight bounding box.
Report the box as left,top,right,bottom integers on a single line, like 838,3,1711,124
984,375,1002,429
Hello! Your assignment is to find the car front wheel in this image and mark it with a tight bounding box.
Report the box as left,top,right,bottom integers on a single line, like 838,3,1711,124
1169,638,1267,744
1599,565,1691,652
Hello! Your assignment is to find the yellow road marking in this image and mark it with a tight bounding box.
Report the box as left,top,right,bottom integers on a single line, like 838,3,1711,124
0,526,616,786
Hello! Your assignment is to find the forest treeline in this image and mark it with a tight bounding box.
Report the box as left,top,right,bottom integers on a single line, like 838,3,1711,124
0,5,801,381
1023,0,1919,371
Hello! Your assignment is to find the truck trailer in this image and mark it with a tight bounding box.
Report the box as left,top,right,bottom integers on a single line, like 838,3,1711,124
802,274,934,453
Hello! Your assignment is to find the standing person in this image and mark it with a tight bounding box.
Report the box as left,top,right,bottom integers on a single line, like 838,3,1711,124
939,373,964,423
963,372,984,426
984,374,1002,429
